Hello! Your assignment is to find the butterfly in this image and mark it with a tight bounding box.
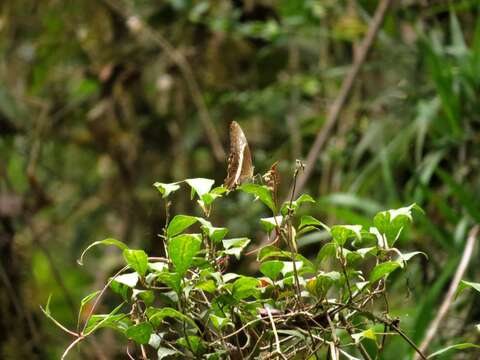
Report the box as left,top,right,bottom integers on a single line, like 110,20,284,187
224,121,254,190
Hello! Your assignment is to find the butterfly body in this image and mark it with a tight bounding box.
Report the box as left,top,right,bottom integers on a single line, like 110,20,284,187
224,121,254,190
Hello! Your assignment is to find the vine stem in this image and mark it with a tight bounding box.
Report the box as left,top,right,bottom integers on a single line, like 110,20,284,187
292,0,394,195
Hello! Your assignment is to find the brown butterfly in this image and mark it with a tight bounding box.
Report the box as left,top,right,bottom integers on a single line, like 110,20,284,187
224,121,254,190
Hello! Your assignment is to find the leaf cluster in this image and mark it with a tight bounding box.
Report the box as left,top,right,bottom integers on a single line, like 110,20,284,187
45,175,478,359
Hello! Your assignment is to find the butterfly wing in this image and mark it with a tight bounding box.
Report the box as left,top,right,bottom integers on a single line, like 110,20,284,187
239,138,253,182
224,121,253,190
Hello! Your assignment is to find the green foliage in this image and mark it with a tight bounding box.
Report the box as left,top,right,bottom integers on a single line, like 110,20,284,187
46,176,480,359
3,1,480,359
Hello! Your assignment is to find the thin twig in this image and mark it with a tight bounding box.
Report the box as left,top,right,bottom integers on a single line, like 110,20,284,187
102,0,225,162
293,0,394,195
61,335,85,360
390,324,427,360
266,307,282,357
81,265,129,334
414,225,479,358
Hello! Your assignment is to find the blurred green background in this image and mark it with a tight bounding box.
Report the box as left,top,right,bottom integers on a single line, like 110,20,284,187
1,0,479,359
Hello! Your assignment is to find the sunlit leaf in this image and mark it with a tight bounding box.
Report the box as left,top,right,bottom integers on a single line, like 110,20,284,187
201,224,228,243
156,271,181,293
148,307,199,330
210,314,232,330
239,183,275,212
331,225,362,246
260,260,284,281
260,216,283,233
177,335,206,355
153,182,180,198
373,204,420,246
169,234,202,276
369,261,401,283
185,178,215,198
281,194,315,215
157,347,179,359
126,322,153,344
232,277,260,300
351,328,377,344
317,242,336,262
167,215,199,238
112,273,139,288
123,249,148,276
299,215,329,231
196,280,216,293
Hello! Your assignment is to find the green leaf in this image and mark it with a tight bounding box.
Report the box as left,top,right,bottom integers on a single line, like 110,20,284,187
148,307,199,330
330,225,362,246
456,280,480,298
260,261,284,281
196,280,216,293
113,272,139,288
85,313,132,334
295,193,315,204
153,182,180,198
299,215,329,231
78,238,127,265
149,262,168,272
111,273,139,299
396,251,428,266
222,238,250,259
84,303,128,335
281,194,315,215
123,249,149,276
132,289,154,305
210,314,232,330
280,261,304,276
369,261,401,283
222,238,250,250
306,271,340,298
232,277,260,300
317,242,336,262
80,291,100,310
351,328,377,344
260,216,282,233
177,335,206,355
126,322,153,344
157,272,182,293
356,247,377,258
373,204,418,246
169,234,202,276
258,245,282,262
201,224,228,243
167,215,199,238
45,294,52,315
239,183,275,212
427,343,480,358
185,178,215,198
201,192,223,206
78,290,100,323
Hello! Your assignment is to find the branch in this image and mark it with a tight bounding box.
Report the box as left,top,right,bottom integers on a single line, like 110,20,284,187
102,0,226,162
414,225,479,358
293,0,394,195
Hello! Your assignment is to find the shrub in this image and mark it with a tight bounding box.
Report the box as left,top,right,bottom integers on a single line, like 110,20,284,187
43,169,477,359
